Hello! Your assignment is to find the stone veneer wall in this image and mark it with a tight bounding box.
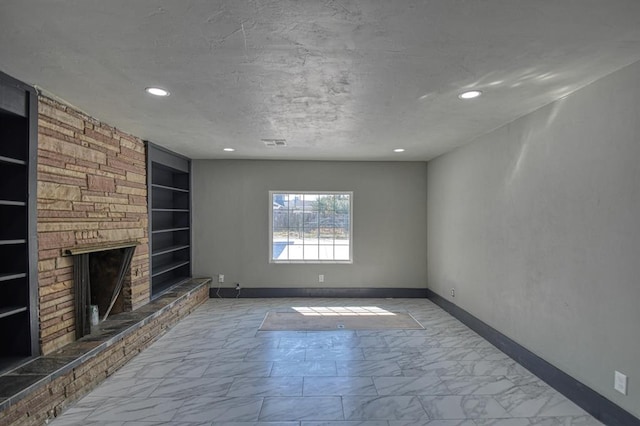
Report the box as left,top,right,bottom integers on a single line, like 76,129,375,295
37,96,150,354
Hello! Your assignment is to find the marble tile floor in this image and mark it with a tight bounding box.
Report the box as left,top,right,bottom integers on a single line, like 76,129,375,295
48,298,603,426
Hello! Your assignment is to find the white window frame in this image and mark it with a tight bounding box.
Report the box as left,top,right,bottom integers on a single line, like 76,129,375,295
269,191,353,264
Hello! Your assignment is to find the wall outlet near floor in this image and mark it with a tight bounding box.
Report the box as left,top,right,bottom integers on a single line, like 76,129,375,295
218,274,224,283
318,274,325,283
451,288,455,297
614,371,628,395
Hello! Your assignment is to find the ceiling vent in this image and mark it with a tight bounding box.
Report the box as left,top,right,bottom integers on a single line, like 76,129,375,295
262,138,287,148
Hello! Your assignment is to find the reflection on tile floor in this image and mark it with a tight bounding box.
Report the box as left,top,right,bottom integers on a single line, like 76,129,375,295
49,298,603,426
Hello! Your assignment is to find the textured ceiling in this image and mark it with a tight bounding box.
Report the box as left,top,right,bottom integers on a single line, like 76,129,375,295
2,0,640,160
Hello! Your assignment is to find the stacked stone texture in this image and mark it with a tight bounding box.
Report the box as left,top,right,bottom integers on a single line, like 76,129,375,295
37,96,150,354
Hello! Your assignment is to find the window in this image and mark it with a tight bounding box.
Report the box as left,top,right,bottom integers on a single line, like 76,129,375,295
270,191,352,263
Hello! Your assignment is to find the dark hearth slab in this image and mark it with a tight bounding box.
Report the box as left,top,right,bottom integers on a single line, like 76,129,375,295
0,278,211,414
10,357,76,376
0,375,47,398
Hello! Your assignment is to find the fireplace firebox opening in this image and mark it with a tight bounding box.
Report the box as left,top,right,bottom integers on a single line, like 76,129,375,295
68,242,138,339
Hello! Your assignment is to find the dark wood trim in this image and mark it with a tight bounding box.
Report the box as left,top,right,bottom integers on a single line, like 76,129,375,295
0,71,30,117
211,287,428,299
64,240,139,256
425,288,640,426
146,141,190,172
188,165,193,279
26,80,39,356
146,141,153,298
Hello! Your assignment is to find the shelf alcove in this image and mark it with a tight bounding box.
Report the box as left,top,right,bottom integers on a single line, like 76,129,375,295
147,142,192,297
0,71,38,371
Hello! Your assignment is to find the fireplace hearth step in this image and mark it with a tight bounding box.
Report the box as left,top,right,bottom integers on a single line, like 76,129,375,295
0,277,211,422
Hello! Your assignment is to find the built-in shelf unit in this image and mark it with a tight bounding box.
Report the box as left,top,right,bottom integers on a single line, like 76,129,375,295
0,71,39,370
147,142,192,296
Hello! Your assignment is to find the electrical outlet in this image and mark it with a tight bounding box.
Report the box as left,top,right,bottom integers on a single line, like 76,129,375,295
614,371,627,395
319,274,324,283
218,274,224,283
451,288,455,297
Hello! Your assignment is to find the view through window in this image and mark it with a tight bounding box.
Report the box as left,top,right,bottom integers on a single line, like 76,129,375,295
270,192,352,263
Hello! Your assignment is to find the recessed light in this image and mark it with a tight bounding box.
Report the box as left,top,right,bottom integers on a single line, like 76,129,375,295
145,87,170,97
458,90,482,100
393,148,405,153
223,148,235,152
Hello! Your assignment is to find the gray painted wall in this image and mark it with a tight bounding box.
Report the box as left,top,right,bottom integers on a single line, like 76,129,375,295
427,60,640,416
193,160,427,289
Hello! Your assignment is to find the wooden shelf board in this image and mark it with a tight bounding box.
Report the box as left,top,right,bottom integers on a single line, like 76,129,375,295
0,239,26,245
151,260,190,278
151,227,190,234
151,183,189,193
0,155,26,166
0,272,27,282
152,245,190,257
0,306,27,319
0,200,26,206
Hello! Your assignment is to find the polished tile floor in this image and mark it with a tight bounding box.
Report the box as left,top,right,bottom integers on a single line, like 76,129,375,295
49,298,603,426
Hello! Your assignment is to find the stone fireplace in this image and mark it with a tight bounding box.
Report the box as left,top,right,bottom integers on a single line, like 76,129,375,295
0,92,207,426
67,242,138,338
37,95,150,354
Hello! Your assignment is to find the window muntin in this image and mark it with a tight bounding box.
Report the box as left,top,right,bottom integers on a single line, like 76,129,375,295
270,191,352,263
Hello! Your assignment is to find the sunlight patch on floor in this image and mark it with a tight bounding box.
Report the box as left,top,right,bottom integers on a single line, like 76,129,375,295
291,306,396,316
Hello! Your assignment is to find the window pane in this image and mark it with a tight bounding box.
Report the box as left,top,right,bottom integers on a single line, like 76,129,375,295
304,226,318,242
290,194,303,210
319,227,335,240
273,209,288,228
319,245,335,260
327,194,336,212
273,193,286,209
335,194,349,213
334,246,350,260
303,245,319,260
272,241,288,260
288,243,303,260
287,229,300,240
303,194,317,211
